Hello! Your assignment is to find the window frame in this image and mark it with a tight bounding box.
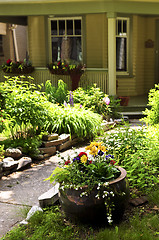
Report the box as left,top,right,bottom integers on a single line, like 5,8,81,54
116,17,130,76
48,16,83,63
0,35,4,57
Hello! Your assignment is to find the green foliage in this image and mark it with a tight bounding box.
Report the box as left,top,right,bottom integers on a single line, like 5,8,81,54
70,84,120,120
2,58,34,73
0,144,4,161
0,76,53,138
46,146,120,191
1,136,42,157
47,104,102,139
93,214,159,240
142,84,159,125
2,206,159,240
45,79,68,104
104,125,147,163
2,206,83,240
104,125,159,192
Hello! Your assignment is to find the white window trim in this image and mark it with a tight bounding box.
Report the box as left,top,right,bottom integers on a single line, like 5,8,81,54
48,16,83,63
116,17,130,76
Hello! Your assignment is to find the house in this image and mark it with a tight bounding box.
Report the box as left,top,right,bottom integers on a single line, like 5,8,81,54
0,0,159,98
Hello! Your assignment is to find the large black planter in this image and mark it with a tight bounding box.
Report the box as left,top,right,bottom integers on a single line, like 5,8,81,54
59,167,129,224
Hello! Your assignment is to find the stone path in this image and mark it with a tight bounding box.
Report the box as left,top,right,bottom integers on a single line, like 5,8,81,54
0,119,143,238
0,146,86,239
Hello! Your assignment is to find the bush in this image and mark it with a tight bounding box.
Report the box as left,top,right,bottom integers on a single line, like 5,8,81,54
0,77,53,138
44,81,120,120
46,104,102,139
0,77,102,141
103,125,159,192
142,84,159,125
69,84,120,120
45,79,68,104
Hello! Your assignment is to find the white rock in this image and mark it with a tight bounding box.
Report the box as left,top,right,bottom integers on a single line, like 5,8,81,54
19,220,28,225
17,157,32,170
26,206,43,221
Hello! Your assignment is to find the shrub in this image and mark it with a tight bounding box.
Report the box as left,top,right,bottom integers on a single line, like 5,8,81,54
1,136,42,158
0,76,53,138
142,84,159,125
103,126,159,192
69,84,120,120
45,79,68,104
47,104,102,139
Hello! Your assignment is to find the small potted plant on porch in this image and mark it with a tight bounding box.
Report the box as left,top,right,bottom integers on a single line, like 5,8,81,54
47,60,85,91
46,142,129,224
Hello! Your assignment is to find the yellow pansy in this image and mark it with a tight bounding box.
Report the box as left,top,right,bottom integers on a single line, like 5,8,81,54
80,155,88,164
98,145,107,152
89,146,98,156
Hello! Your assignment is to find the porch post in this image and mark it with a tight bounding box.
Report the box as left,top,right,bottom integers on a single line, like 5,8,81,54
107,12,116,95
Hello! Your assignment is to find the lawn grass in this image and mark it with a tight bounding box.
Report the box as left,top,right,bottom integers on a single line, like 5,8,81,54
2,189,159,240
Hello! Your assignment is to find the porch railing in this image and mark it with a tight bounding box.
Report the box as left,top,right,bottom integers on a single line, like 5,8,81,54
0,68,108,93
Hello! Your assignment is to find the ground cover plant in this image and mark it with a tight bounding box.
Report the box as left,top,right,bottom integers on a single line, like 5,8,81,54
2,195,159,240
44,80,121,120
102,125,159,194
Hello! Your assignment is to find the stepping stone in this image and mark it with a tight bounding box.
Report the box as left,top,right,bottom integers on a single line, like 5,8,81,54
39,146,56,155
129,196,148,206
57,138,78,151
42,134,58,141
42,139,63,148
38,183,59,208
59,134,70,143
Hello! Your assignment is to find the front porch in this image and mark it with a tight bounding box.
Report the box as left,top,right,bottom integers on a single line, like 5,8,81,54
119,94,149,118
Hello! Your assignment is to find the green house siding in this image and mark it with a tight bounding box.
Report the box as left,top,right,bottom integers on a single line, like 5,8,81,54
28,16,47,67
86,13,107,68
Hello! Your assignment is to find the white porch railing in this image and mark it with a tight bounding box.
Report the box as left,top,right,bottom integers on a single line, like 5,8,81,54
0,68,108,93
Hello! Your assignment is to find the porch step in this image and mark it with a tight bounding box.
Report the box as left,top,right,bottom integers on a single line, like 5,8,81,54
118,105,150,119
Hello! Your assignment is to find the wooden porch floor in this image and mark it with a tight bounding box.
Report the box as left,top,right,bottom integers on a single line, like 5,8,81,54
119,94,149,118
128,94,148,107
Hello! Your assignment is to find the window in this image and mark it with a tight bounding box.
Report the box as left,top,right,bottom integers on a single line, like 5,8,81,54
116,18,129,73
50,17,82,63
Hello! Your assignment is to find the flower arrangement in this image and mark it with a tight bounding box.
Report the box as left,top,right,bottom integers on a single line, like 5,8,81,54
47,142,124,224
2,59,34,74
47,60,85,76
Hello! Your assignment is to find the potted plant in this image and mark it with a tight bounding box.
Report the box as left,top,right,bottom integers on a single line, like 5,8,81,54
47,60,85,91
118,96,130,106
47,142,129,224
2,58,34,74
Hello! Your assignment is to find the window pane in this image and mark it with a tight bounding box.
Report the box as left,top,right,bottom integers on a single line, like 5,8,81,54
123,20,127,33
117,20,122,35
52,36,82,62
51,21,57,35
116,37,127,71
75,20,81,35
52,37,62,62
67,20,73,35
59,20,65,35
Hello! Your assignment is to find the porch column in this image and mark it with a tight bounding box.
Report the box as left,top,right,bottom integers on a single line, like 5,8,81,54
107,12,116,95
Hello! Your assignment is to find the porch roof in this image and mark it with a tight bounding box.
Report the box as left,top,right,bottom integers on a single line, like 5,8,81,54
0,0,159,17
